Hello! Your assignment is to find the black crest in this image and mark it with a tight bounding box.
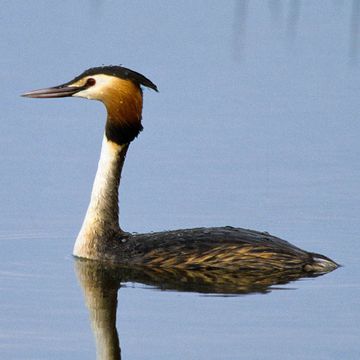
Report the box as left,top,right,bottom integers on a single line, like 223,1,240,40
68,65,158,92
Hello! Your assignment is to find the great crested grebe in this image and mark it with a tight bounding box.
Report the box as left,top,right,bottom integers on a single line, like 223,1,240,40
23,66,338,273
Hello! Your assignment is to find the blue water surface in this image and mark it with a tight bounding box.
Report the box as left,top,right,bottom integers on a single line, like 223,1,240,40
0,1,359,359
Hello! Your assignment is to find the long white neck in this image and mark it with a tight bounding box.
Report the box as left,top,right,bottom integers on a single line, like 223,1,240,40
73,135,128,258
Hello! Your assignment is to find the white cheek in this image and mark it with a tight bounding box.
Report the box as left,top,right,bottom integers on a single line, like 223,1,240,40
73,88,97,100
73,74,113,100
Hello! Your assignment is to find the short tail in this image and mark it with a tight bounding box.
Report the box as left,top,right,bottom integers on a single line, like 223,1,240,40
304,253,339,274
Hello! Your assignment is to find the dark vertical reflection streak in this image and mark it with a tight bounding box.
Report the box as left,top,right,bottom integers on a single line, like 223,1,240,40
286,0,301,46
333,0,345,13
268,0,283,29
89,0,105,27
349,0,360,66
233,0,249,62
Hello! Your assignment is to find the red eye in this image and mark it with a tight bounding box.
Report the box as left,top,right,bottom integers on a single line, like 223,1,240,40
86,78,96,86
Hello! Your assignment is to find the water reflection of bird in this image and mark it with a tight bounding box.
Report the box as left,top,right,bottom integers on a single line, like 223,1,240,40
23,66,338,274
74,258,334,359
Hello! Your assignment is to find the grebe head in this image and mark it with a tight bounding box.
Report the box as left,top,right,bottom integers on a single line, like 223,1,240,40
22,66,158,144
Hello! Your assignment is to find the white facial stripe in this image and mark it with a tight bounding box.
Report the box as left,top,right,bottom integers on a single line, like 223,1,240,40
73,74,116,100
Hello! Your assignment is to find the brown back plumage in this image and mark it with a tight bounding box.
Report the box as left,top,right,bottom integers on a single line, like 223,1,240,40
91,226,338,274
